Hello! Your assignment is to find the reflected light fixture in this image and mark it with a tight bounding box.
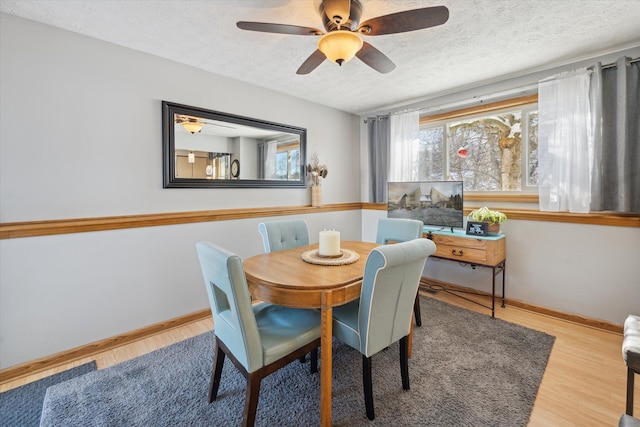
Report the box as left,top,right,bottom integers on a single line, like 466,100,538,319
318,30,363,66
181,119,203,134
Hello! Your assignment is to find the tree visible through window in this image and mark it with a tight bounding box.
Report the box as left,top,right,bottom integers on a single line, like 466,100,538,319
275,145,300,180
449,113,522,191
417,127,443,181
416,102,538,192
527,111,539,186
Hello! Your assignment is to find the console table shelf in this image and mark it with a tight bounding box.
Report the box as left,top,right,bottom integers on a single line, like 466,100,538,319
423,228,506,318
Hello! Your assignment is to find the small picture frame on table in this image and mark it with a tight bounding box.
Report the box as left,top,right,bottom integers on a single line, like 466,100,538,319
466,221,488,236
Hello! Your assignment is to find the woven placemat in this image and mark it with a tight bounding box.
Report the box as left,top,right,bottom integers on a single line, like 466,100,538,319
301,249,360,266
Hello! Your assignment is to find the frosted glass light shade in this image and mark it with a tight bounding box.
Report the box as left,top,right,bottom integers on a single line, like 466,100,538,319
182,121,203,134
318,30,363,65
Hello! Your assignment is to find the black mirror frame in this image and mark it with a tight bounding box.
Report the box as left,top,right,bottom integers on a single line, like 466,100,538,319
162,101,307,188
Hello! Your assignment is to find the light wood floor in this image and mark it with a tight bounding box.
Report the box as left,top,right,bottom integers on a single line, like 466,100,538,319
1,290,637,426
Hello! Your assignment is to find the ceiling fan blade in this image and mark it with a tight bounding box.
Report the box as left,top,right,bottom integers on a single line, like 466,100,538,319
357,5,449,36
296,49,327,75
356,42,395,74
237,21,322,36
322,0,351,25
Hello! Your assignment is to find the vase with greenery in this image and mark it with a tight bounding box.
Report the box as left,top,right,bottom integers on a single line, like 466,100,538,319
468,207,507,235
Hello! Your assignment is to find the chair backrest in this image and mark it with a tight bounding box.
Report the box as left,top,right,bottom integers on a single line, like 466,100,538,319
375,218,424,244
358,238,436,357
196,241,263,372
258,219,310,253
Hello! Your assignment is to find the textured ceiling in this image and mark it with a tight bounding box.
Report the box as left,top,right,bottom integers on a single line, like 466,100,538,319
2,0,640,114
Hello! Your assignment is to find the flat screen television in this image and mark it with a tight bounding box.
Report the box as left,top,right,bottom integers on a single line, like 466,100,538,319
387,181,464,232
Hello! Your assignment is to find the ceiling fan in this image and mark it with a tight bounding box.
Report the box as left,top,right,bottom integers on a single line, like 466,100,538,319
236,0,449,74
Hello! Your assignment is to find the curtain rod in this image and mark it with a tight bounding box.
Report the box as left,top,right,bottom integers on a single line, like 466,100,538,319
593,56,639,70
361,83,536,123
363,115,389,123
363,57,638,122
408,84,538,119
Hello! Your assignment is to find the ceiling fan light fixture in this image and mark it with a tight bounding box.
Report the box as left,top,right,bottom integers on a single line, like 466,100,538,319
181,120,203,134
318,30,363,65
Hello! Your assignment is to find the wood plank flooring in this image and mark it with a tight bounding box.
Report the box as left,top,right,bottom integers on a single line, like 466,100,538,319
1,290,637,426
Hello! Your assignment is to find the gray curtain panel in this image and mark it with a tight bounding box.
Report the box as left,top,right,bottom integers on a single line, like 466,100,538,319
258,141,266,179
591,56,640,212
367,115,390,203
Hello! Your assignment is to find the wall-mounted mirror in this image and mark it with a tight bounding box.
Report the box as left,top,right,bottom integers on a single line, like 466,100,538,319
162,101,307,188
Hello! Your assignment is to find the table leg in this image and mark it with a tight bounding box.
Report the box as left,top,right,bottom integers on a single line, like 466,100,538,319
501,260,506,308
491,265,496,318
320,291,333,427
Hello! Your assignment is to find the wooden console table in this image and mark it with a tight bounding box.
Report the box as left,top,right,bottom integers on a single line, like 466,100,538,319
422,228,506,317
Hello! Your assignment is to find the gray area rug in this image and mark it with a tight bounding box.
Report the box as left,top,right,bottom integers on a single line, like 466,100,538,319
0,361,96,427
41,297,555,426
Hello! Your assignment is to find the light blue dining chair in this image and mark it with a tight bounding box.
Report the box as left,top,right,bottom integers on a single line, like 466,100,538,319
258,219,310,253
195,241,321,427
376,217,425,326
332,238,436,421
258,219,312,365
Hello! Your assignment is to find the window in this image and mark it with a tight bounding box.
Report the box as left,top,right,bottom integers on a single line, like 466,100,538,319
417,96,538,192
275,142,301,180
527,111,538,186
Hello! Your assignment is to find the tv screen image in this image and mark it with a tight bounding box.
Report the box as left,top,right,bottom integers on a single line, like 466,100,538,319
387,181,464,231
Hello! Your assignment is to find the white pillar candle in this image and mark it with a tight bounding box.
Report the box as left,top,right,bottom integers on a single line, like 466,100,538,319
319,230,341,256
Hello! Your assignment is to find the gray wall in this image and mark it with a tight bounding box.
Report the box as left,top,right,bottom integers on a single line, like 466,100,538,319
0,14,360,368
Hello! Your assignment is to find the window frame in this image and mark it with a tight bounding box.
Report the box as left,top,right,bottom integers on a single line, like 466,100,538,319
419,94,539,199
276,141,301,181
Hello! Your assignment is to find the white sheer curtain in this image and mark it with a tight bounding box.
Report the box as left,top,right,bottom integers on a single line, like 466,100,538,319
265,141,278,179
538,69,594,213
389,110,419,182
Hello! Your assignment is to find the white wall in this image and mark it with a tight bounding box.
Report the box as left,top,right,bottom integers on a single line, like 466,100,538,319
0,14,360,222
362,211,640,325
0,14,360,368
174,131,231,152
0,211,361,369
1,12,638,370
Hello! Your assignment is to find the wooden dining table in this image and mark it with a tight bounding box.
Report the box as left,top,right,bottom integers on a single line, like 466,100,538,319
243,240,379,427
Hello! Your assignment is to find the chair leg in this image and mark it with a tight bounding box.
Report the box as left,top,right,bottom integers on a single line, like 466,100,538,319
413,294,422,327
243,372,262,427
298,349,319,373
210,338,319,426
400,335,410,390
209,340,226,403
310,348,318,374
362,355,375,420
627,366,635,416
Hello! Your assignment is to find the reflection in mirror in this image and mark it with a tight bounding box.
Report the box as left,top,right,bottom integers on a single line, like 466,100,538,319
163,101,306,188
174,150,230,179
